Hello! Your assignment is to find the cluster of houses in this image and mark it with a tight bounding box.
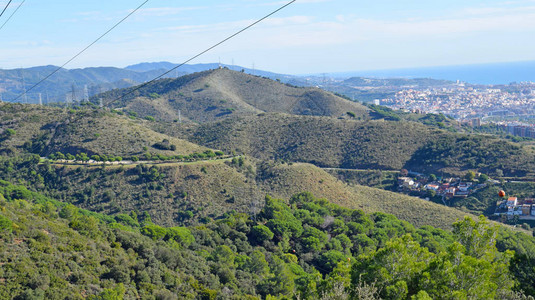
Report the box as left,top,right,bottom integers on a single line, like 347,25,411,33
398,175,486,198
495,197,535,218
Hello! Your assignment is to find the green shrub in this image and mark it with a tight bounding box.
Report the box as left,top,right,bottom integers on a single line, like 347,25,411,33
0,214,13,234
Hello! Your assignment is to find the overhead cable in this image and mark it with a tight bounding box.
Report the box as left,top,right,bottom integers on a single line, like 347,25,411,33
0,0,13,19
0,0,23,31
108,0,296,105
12,0,150,102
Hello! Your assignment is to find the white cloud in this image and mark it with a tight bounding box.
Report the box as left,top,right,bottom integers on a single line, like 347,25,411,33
134,6,207,17
296,0,332,3
160,15,313,34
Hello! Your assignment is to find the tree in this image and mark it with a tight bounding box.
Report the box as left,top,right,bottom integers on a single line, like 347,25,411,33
251,224,274,243
429,174,437,182
464,171,476,182
141,224,167,240
478,174,489,184
258,256,296,297
92,283,126,300
351,235,433,299
419,216,515,299
0,214,13,234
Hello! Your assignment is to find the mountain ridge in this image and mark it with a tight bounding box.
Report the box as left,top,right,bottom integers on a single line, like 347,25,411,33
100,68,371,123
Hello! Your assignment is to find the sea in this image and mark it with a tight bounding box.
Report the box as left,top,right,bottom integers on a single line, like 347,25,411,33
331,61,535,85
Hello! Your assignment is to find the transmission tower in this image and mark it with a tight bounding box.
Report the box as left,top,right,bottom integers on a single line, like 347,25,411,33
71,84,76,104
83,85,89,103
20,69,28,103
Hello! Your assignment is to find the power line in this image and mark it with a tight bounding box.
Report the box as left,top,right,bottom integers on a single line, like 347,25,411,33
0,0,13,19
108,0,296,106
0,0,24,32
12,0,150,102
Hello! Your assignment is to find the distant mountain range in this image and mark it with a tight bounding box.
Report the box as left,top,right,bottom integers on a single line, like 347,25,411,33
1,60,534,104
328,60,535,85
0,63,295,104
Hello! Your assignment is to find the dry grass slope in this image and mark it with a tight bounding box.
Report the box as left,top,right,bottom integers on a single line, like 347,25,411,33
102,68,370,123
0,103,207,157
258,162,471,229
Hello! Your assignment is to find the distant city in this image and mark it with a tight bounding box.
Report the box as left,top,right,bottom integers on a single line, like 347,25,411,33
376,81,535,137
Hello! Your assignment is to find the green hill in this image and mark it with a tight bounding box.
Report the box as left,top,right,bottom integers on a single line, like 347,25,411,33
1,152,484,231
174,113,535,177
100,68,370,123
0,103,207,158
3,103,534,231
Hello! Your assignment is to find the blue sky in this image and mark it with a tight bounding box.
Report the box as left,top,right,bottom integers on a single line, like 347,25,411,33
1,0,535,74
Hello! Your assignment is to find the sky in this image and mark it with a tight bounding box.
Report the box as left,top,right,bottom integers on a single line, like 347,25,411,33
1,0,535,74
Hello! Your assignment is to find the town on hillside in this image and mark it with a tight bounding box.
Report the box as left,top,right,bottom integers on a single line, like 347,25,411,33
494,197,535,219
398,169,535,220
398,169,489,201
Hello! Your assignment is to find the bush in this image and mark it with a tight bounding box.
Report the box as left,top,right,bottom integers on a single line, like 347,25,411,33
3,128,16,137
141,224,167,240
0,214,13,234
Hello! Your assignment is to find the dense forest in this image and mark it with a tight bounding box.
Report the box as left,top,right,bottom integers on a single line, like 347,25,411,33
1,179,535,299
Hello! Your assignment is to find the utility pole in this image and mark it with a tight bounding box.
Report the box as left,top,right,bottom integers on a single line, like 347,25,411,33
38,93,42,105
178,109,182,123
71,84,76,104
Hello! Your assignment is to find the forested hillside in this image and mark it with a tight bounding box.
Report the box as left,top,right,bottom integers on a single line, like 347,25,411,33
1,181,534,299
172,113,535,177
0,154,474,230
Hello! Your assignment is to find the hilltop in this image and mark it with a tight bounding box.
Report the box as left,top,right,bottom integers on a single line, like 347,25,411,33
0,63,295,104
0,103,207,158
100,68,370,123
